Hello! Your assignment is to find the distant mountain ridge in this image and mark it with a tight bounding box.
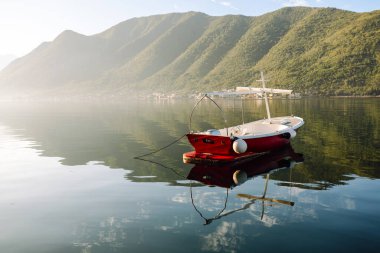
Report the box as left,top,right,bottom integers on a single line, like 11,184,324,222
0,7,379,98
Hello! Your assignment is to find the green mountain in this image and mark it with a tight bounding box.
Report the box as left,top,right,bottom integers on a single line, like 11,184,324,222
0,7,379,97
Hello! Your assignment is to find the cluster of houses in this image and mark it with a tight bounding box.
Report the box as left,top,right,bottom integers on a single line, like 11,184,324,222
205,87,301,99
148,86,301,100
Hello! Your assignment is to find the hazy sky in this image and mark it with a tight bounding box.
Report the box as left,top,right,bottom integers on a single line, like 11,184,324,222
0,0,379,57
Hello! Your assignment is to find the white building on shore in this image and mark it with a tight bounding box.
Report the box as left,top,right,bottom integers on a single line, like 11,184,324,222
205,86,298,98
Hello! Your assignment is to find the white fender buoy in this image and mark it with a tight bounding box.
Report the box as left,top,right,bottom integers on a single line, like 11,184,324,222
233,170,248,185
232,138,247,154
287,128,297,139
289,160,296,169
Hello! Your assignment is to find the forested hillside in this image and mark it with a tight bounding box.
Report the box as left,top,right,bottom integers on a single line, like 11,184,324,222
0,7,379,98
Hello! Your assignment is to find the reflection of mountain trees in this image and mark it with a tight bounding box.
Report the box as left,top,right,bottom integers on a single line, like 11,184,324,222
0,98,378,187
0,100,193,185
287,98,380,184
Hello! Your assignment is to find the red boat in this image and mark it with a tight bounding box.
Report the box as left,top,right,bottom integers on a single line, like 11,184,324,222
183,72,304,164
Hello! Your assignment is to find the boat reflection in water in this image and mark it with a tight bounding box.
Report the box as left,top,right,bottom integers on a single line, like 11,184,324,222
186,145,303,225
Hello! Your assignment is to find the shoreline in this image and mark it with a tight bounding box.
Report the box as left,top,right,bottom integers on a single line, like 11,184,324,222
329,95,380,98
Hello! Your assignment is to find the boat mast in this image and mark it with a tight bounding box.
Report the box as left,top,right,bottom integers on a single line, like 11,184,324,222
257,71,271,123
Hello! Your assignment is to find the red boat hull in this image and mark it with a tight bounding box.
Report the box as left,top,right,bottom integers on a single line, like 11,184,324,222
183,134,290,163
185,133,290,163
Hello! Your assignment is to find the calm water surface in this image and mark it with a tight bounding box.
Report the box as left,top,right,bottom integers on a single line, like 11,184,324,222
0,98,379,253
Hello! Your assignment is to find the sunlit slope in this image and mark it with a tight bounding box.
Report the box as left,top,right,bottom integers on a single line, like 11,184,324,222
254,8,380,95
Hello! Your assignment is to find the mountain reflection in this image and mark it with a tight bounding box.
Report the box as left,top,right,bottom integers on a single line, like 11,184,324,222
0,98,379,188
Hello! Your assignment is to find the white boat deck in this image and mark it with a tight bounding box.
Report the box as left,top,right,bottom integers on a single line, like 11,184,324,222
202,116,304,138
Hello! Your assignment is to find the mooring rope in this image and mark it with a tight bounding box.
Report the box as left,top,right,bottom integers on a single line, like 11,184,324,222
188,94,228,135
135,93,227,159
134,156,188,179
134,95,231,226
190,184,229,225
133,133,188,159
